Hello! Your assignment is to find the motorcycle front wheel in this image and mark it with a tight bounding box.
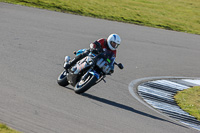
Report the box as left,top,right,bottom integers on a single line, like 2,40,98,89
57,70,69,87
74,73,98,94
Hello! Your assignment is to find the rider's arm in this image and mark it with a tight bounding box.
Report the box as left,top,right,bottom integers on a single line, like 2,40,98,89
90,40,103,54
90,40,101,49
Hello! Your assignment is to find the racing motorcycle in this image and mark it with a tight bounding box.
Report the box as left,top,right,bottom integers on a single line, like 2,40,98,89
57,49,124,94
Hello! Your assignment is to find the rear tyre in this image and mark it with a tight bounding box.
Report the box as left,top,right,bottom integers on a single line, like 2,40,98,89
74,73,97,94
57,70,69,87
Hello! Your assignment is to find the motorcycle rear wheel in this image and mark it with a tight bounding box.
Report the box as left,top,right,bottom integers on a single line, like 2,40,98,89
74,73,97,94
57,70,69,87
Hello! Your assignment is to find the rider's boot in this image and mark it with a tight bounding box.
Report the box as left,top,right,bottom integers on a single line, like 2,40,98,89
64,49,90,70
64,55,81,70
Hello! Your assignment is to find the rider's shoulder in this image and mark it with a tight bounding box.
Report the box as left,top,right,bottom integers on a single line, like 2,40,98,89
97,38,106,43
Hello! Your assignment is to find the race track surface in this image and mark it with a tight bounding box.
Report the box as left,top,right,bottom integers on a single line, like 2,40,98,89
1,3,200,133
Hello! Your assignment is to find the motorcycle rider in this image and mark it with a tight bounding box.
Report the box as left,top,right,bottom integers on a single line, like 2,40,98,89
64,33,121,74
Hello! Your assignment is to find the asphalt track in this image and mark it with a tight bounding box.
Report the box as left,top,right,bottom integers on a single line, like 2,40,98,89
1,3,200,133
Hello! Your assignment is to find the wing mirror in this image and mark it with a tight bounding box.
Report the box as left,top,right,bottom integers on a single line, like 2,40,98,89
118,63,124,69
114,62,124,69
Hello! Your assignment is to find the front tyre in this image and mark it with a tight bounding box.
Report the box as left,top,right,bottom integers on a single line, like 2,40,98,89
74,73,98,94
57,70,69,87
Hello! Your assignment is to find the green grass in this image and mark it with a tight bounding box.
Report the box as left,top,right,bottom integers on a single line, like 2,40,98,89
0,123,20,133
1,0,200,34
174,86,200,121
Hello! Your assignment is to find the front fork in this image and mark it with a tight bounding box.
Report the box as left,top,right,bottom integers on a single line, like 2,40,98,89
89,70,106,84
82,68,105,84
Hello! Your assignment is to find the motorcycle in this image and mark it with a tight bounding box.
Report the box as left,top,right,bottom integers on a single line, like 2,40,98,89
57,49,124,94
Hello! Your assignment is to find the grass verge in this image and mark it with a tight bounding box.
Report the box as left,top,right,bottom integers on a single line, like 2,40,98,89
0,0,200,34
174,86,200,121
0,123,20,133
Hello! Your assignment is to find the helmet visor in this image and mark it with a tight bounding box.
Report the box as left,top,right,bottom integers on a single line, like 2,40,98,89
111,41,119,49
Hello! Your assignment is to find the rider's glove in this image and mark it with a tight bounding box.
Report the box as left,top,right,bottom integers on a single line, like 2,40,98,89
109,69,114,74
103,64,114,75
106,67,114,75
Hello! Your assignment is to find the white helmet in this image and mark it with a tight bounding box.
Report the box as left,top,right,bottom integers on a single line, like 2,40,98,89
107,34,121,50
